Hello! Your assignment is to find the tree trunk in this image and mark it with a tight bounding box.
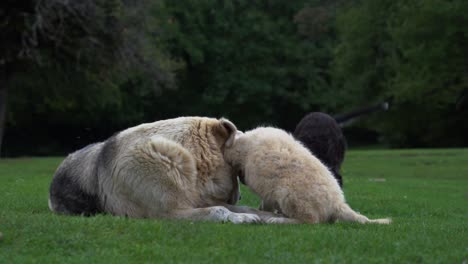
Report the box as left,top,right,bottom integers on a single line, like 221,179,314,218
0,66,8,157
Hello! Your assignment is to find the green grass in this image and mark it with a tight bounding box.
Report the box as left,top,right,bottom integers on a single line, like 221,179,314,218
1,149,467,263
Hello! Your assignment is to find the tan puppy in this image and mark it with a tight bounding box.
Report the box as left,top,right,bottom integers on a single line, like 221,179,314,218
49,117,270,224
224,127,391,224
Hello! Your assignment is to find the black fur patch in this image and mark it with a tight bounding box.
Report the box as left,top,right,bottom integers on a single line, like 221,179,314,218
94,134,120,210
97,135,118,171
49,168,101,216
294,112,346,187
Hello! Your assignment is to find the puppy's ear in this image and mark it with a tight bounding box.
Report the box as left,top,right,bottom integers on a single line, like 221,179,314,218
213,118,237,147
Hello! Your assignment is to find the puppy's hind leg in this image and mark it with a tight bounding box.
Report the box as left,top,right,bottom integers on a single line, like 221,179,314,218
265,217,303,224
223,204,301,224
172,206,261,224
258,200,280,214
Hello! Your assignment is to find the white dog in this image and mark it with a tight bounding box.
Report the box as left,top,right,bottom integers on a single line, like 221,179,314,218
49,117,281,224
224,127,391,224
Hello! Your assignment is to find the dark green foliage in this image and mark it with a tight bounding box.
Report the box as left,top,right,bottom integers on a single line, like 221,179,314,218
2,0,468,155
382,0,468,146
1,0,176,155
333,0,468,147
155,0,334,130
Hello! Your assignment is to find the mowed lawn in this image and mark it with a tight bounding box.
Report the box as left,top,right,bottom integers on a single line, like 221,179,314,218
0,149,467,263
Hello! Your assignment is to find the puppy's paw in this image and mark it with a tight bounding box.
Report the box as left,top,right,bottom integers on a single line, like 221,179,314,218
228,213,261,224
265,217,287,224
265,217,300,224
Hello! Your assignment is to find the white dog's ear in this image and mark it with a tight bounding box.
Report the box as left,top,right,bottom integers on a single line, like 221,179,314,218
214,118,237,148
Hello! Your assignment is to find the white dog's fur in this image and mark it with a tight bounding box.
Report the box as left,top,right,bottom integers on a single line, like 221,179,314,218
49,117,283,224
224,127,391,224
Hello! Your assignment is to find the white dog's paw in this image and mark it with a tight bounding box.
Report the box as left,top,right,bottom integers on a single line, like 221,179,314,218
227,213,261,224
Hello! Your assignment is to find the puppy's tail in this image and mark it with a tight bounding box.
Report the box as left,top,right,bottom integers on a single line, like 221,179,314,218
335,203,391,224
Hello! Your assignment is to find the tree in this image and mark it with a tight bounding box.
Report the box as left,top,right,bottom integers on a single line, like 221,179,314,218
332,0,396,107
382,0,468,146
157,0,334,130
0,0,174,155
332,0,468,147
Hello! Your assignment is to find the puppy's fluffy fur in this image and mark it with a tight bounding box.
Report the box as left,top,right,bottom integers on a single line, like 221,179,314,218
49,117,277,224
225,127,391,224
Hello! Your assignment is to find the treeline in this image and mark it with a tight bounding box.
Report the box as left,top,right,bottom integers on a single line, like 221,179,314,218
1,0,467,156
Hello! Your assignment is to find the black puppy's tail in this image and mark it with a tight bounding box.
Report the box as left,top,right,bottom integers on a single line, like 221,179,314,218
334,101,390,127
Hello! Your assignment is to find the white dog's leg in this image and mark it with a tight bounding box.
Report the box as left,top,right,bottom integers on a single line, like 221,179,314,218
173,206,261,224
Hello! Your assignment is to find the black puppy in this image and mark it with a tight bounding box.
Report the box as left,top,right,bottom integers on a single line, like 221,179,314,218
293,102,389,188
